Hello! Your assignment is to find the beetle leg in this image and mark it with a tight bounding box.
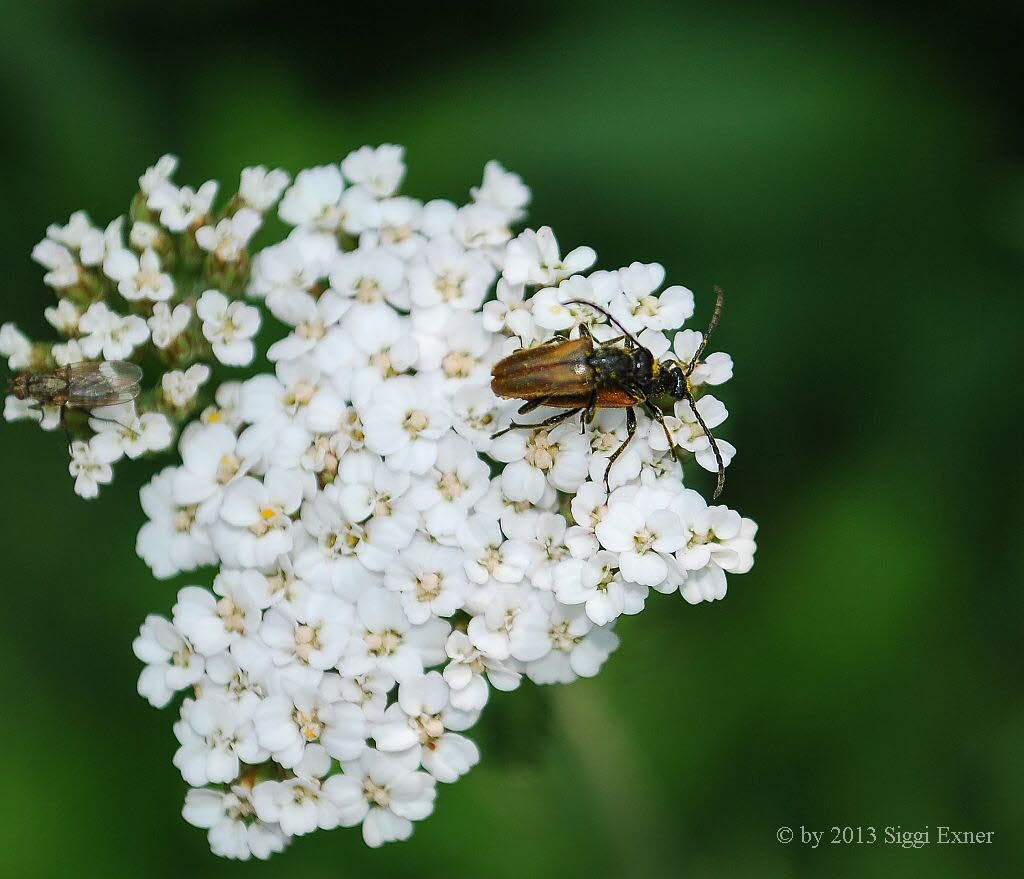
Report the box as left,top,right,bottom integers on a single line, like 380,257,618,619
577,322,592,339
59,405,73,456
493,407,581,438
580,388,598,434
518,397,550,415
602,406,638,491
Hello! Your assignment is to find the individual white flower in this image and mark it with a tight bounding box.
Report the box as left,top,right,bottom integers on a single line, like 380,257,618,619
162,364,211,408
554,550,632,626
450,384,501,451
132,614,204,708
339,589,449,684
338,671,395,723
470,160,530,221
148,301,192,349
481,278,538,341
104,246,175,301
137,467,218,578
4,395,42,424
278,164,346,231
0,322,32,369
474,476,558,542
320,748,436,848
330,456,418,567
413,308,494,389
252,745,345,836
173,578,263,657
563,480,609,558
373,672,480,783
466,584,551,662
196,208,262,262
607,262,694,333
503,226,596,286
330,303,417,394
215,469,304,568
266,289,351,368
406,434,489,540
672,329,734,386
201,648,270,714
525,512,573,592
672,493,757,604
248,228,339,318
254,678,367,768
68,439,113,498
173,694,266,786
456,516,532,597
341,144,406,197
200,381,244,431
258,593,354,687
451,202,512,251
43,299,80,335
148,180,218,231
292,485,382,593
407,236,496,310
524,600,619,685
139,154,178,196
649,395,737,475
196,289,261,366
239,358,342,444
183,782,288,861
32,238,79,288
90,407,173,463
329,246,406,310
443,630,521,712
367,196,424,258
490,420,590,502
361,377,452,475
172,421,246,522
78,302,149,359
51,338,85,367
595,485,687,587
46,210,104,263
530,275,617,332
384,537,468,625
239,166,290,212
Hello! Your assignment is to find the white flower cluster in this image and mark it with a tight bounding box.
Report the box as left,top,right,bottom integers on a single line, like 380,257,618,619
131,146,758,859
1,156,282,496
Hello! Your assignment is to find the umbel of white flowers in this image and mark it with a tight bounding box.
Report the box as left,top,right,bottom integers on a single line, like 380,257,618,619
4,147,757,859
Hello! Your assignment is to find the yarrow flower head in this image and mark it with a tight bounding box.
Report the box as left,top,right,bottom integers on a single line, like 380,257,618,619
4,146,758,860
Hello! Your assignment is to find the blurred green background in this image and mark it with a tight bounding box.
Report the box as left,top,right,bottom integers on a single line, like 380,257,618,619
1,0,1022,876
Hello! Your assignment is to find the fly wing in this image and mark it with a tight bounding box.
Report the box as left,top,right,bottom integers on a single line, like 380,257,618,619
491,337,595,399
66,360,143,407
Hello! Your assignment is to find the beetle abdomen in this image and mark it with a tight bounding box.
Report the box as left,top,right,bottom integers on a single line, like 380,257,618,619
491,336,595,400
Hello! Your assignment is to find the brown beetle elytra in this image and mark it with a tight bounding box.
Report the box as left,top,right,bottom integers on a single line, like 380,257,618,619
491,287,726,497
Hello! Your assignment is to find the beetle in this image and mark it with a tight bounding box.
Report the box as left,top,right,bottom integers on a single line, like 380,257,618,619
490,287,726,497
9,360,144,425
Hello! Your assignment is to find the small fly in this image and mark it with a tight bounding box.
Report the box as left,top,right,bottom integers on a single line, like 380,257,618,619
9,360,144,419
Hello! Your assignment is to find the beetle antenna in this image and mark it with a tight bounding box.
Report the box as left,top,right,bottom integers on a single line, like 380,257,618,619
684,286,724,378
562,299,642,348
683,391,726,499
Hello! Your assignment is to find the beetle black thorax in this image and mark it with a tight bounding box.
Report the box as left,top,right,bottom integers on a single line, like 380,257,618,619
588,344,654,387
